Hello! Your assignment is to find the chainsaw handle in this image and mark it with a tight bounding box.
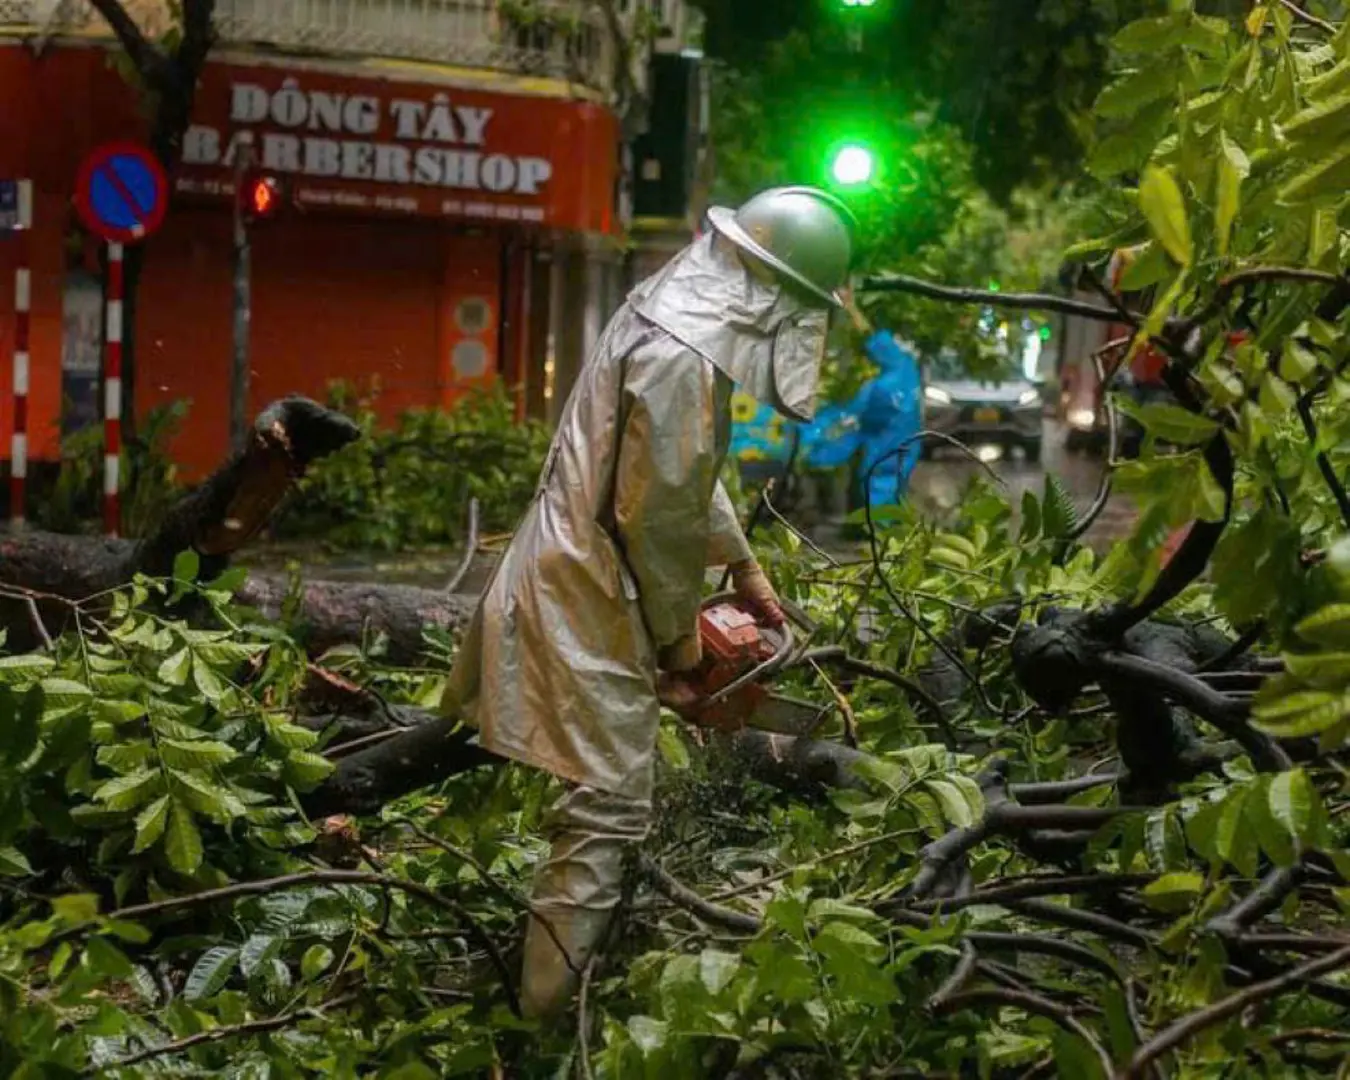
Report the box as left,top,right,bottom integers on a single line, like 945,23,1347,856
696,593,795,710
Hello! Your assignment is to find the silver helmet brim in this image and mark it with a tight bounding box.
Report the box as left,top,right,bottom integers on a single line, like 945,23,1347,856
706,205,843,310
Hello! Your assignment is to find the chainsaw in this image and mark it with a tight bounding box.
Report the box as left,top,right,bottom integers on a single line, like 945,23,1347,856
680,593,834,736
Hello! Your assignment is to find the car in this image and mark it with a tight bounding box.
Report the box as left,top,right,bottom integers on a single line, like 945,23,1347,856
921,353,1045,462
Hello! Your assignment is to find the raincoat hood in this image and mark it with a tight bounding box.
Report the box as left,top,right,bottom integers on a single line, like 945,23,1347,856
632,233,829,422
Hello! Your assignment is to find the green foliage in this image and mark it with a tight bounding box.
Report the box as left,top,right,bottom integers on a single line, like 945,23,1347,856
34,401,188,538
275,383,551,552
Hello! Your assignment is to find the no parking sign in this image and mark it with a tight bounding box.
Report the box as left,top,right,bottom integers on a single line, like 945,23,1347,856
73,141,168,243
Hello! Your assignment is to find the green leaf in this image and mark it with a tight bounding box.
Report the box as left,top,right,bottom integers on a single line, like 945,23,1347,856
301,944,335,981
1283,86,1350,146
699,949,740,995
84,936,133,980
1215,133,1249,257
93,768,163,813
165,801,204,876
1244,776,1298,867
195,641,265,669
172,549,201,585
185,945,238,1001
1096,67,1176,120
1042,474,1078,539
814,922,897,1005
1216,788,1257,877
157,647,191,687
807,898,879,925
283,750,335,791
1211,507,1303,627
1258,372,1297,417
38,678,93,719
132,795,171,854
240,934,282,978
1268,769,1314,846
1279,143,1350,202
1134,402,1219,445
924,776,984,829
656,724,690,770
1280,342,1319,385
170,769,247,823
627,1015,669,1055
1296,604,1350,647
1141,871,1205,912
159,738,238,769
1253,690,1348,738
0,846,33,877
0,654,57,685
1138,166,1193,266
191,656,225,703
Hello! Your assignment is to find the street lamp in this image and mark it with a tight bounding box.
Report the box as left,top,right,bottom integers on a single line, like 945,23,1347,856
831,144,875,187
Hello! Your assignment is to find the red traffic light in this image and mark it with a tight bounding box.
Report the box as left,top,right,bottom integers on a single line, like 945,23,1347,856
240,172,282,221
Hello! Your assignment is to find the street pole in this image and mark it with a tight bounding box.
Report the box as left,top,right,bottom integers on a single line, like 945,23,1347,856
230,134,256,453
9,178,32,531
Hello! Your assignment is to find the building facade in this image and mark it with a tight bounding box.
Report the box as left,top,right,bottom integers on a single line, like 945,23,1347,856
0,0,705,482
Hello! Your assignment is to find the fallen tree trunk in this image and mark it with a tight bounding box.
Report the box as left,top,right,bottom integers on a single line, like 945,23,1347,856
236,575,474,664
0,397,473,663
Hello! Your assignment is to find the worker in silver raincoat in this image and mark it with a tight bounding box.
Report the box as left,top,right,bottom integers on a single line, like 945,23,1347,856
440,186,857,1018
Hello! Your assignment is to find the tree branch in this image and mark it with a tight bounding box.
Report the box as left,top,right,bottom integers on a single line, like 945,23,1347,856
1294,395,1350,529
106,868,521,1016
932,988,1115,1076
1118,944,1350,1079
1189,266,1344,330
926,942,978,1011
86,0,170,85
1206,864,1303,938
445,498,482,593
858,274,1141,324
907,873,1157,915
1277,0,1337,33
1091,651,1289,772
640,856,761,935
90,994,358,1075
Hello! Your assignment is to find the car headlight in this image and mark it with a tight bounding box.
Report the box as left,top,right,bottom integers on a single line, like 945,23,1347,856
1018,388,1041,407
924,386,952,405
1068,408,1096,431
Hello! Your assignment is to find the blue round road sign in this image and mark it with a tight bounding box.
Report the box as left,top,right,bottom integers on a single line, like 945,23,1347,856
74,142,168,244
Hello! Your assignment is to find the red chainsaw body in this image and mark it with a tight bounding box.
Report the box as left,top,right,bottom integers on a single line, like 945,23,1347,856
690,602,776,729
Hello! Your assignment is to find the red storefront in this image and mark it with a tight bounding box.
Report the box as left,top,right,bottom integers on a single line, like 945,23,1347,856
0,41,619,480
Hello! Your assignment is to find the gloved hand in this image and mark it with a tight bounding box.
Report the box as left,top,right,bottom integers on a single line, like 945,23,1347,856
660,633,703,673
730,559,785,628
656,672,702,718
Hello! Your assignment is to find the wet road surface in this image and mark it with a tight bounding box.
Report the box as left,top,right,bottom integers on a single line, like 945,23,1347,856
905,419,1136,549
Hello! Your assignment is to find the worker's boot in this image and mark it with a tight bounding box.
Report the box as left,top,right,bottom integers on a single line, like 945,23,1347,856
519,784,650,1021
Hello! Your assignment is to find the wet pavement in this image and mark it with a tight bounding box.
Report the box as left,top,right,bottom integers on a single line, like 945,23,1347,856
905,419,1136,550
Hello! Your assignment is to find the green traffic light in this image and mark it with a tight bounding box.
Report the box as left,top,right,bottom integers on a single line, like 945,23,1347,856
1038,325,1052,342
842,0,877,6
831,145,875,186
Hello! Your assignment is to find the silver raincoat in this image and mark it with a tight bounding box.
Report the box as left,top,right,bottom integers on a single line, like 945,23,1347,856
441,233,829,802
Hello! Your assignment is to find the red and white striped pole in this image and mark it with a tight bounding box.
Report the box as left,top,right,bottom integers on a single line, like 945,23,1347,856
9,179,32,530
104,241,124,537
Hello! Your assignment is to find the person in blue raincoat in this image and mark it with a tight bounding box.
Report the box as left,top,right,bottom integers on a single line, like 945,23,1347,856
846,293,923,510
730,292,922,514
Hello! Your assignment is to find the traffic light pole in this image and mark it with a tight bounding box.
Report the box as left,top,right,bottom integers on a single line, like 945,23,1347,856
231,134,256,453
